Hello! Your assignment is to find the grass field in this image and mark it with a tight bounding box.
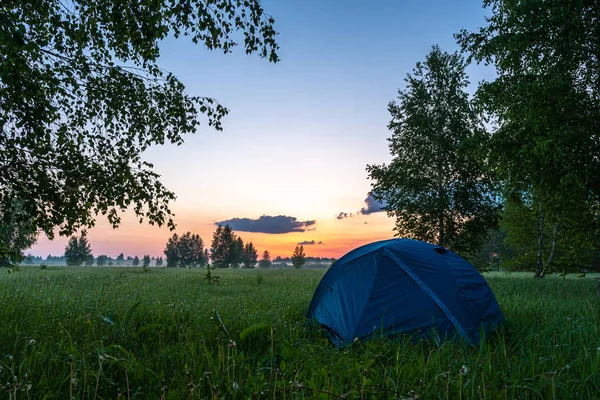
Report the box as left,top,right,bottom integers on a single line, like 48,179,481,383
1,267,599,399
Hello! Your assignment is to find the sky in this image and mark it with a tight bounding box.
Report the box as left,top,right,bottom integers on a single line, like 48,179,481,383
31,0,496,260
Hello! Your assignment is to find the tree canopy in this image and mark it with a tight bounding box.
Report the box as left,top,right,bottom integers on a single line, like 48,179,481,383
241,242,258,268
367,45,500,255
291,245,305,269
163,231,207,267
259,250,271,268
96,254,109,266
210,224,236,268
0,0,279,241
0,198,37,266
456,0,600,276
64,233,92,266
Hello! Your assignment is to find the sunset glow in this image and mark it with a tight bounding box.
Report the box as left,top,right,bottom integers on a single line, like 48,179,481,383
29,0,493,260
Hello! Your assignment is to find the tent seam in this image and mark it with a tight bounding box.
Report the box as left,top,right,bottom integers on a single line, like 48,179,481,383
381,248,471,344
347,249,382,341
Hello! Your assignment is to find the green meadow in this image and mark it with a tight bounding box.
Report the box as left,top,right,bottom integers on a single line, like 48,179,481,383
1,267,599,399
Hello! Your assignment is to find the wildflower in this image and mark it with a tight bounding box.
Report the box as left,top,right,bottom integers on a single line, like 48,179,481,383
233,381,239,390
28,339,36,345
459,365,469,376
227,340,236,348
404,390,419,399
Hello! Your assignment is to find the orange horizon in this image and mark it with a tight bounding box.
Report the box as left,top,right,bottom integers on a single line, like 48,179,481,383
31,210,397,260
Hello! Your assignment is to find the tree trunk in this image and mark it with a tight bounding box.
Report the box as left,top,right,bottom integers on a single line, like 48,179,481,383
535,205,545,278
541,222,558,278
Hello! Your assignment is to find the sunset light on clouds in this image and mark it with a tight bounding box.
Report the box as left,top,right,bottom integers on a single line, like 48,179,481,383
30,0,494,260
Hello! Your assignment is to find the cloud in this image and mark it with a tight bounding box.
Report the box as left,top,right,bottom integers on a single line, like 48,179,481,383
336,194,387,220
359,194,387,215
336,212,353,220
216,215,316,234
297,240,325,245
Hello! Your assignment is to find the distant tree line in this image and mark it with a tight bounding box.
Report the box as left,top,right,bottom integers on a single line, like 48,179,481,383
19,234,166,267
19,225,327,270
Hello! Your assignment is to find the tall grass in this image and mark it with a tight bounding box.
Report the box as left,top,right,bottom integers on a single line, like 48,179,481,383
0,267,598,399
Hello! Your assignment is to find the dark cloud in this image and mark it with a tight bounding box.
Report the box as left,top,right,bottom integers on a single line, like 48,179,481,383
216,215,316,234
336,212,353,220
297,240,325,245
359,195,387,215
336,194,387,220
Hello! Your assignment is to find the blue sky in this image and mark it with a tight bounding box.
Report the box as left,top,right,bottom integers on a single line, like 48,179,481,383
32,0,496,259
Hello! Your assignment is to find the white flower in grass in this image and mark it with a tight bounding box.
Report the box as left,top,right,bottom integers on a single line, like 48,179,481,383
233,381,239,390
459,365,469,376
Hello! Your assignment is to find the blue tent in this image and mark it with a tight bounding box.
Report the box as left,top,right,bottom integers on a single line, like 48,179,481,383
307,238,504,346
